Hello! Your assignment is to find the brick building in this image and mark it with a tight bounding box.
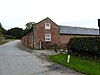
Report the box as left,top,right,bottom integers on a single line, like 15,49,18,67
21,17,99,49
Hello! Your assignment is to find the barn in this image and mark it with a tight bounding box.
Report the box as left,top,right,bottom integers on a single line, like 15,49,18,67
21,17,99,49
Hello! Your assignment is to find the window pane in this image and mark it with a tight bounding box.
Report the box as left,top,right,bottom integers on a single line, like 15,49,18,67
46,34,50,37
46,38,50,40
45,34,51,41
45,23,50,29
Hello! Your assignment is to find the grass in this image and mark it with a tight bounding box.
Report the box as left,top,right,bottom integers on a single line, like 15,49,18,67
48,54,100,75
0,39,15,45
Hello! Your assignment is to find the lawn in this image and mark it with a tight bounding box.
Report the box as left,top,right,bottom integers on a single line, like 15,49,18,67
48,54,100,75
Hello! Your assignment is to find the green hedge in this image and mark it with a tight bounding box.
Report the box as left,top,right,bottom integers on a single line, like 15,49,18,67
68,37,100,55
4,35,16,39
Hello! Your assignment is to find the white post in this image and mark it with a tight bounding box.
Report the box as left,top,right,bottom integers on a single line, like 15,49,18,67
67,55,70,63
39,41,41,49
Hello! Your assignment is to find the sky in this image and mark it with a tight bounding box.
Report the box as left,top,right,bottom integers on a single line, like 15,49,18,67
0,0,100,30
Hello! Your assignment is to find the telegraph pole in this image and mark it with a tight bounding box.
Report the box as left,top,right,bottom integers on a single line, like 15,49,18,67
98,19,100,35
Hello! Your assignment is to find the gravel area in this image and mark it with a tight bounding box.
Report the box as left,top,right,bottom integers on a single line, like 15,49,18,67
18,41,84,75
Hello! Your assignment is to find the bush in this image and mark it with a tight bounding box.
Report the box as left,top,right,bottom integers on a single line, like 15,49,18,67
4,35,16,39
0,32,3,37
68,37,100,57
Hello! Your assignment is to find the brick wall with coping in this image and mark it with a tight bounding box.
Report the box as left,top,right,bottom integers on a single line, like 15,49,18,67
34,18,60,49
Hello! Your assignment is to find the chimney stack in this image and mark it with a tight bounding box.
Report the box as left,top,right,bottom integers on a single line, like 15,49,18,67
98,19,100,35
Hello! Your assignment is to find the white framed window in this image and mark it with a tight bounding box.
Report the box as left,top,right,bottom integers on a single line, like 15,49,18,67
45,23,51,29
45,34,51,42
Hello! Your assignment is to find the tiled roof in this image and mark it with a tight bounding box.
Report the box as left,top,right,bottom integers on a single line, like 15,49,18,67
60,26,99,36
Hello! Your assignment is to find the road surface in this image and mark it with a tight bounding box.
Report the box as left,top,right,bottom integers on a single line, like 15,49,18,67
0,40,82,75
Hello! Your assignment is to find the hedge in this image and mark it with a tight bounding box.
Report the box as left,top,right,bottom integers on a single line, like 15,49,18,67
68,37,100,56
4,35,16,39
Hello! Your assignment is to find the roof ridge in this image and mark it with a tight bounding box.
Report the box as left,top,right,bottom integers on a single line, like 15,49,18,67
59,25,98,30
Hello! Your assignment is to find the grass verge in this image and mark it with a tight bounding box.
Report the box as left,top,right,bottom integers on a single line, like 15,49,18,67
0,39,15,45
48,54,100,75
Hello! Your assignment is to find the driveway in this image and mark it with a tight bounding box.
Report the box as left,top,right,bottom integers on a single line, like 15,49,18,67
0,40,82,75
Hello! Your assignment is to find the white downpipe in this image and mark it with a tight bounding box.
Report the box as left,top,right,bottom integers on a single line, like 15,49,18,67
39,41,41,49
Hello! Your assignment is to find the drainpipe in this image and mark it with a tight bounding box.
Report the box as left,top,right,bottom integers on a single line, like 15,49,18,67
32,22,35,49
98,19,100,35
33,27,34,49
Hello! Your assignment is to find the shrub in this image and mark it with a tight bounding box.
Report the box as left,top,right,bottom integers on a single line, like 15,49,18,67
68,37,100,57
0,32,3,37
4,35,16,39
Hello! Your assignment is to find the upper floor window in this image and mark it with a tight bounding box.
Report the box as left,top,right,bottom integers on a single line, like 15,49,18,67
45,23,51,29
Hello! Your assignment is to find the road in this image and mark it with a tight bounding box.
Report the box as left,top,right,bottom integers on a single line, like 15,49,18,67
0,40,82,75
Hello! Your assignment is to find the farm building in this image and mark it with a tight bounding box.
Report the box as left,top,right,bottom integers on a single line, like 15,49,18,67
21,17,99,49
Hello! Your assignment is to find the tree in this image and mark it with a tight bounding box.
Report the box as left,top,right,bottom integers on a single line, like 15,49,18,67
0,32,3,37
7,27,24,39
0,22,7,34
25,22,35,29
24,22,35,35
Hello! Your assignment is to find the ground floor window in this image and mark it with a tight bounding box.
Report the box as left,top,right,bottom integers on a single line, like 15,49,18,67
45,33,51,42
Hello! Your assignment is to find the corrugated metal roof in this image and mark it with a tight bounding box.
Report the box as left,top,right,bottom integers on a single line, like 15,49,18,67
60,26,99,36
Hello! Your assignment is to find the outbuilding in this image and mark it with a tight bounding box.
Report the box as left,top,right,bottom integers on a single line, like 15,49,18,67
21,17,99,49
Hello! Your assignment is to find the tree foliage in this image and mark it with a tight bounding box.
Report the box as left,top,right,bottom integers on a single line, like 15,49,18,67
7,27,24,39
25,22,35,29
0,32,3,37
0,22,7,34
24,22,35,35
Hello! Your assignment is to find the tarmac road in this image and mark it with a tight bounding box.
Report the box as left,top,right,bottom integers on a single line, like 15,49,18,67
0,40,82,75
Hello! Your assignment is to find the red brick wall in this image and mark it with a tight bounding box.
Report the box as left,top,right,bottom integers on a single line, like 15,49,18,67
34,18,60,48
59,35,96,45
22,18,93,49
21,18,75,49
60,35,74,44
21,31,33,48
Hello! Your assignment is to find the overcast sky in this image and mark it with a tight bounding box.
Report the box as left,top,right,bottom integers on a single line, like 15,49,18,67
0,0,100,30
